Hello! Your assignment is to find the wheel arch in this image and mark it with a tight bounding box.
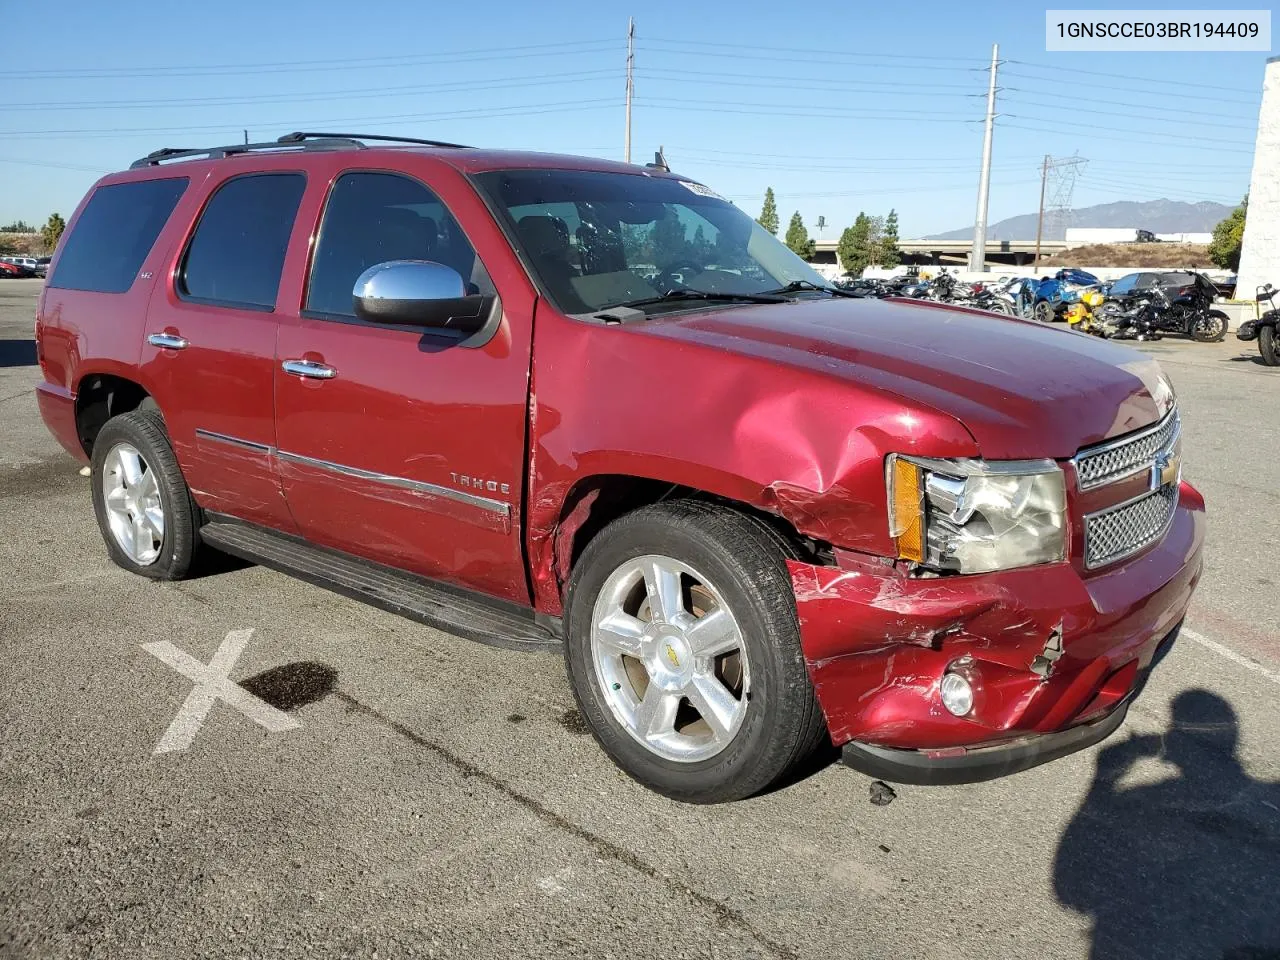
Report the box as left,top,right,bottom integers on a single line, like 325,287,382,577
73,371,157,456
529,471,834,615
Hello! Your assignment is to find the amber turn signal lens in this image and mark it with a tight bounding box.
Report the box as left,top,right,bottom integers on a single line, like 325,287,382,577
891,458,924,563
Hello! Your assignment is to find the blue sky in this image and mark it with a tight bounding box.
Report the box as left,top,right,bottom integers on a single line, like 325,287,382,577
1,0,1269,238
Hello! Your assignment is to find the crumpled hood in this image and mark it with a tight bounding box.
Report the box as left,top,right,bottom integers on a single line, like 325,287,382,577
633,297,1175,460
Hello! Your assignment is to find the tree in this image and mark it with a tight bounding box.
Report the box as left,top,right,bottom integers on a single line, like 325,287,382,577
879,209,901,268
1208,195,1246,271
41,213,66,253
756,187,779,235
784,211,815,259
838,213,873,276
1,220,34,233
650,210,689,266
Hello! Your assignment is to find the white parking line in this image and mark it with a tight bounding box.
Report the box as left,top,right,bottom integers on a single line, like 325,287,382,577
143,628,301,754
1183,627,1280,688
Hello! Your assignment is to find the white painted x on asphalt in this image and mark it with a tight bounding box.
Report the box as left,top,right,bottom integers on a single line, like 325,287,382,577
143,628,301,755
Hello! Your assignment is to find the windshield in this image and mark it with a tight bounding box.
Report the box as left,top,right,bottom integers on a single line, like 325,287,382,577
474,168,828,315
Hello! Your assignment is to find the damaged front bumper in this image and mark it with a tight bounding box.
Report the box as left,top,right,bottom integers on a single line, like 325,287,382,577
787,481,1205,784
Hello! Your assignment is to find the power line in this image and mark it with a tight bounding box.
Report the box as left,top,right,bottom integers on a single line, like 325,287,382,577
1002,83,1258,117
1004,59,1257,95
998,122,1249,154
0,70,622,112
636,69,977,98
0,156,110,173
1003,96,1256,131
719,178,1042,201
643,35,988,63
633,98,975,122
0,40,618,81
0,99,618,139
1001,120,1252,151
1002,68,1256,104
635,43,983,72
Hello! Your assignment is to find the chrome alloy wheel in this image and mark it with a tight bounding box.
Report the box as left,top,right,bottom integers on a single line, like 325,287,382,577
590,555,750,763
101,442,164,565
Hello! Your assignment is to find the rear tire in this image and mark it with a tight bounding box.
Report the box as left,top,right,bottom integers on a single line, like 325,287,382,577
1034,301,1055,324
564,500,827,803
90,409,202,580
1262,325,1280,366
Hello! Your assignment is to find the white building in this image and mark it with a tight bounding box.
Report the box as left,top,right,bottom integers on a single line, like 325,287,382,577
1238,56,1280,300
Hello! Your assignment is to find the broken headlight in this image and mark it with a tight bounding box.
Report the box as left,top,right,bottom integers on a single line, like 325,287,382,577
887,455,1067,574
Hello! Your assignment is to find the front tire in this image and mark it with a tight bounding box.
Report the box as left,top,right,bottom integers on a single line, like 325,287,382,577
564,501,826,803
1034,300,1056,324
1189,310,1228,343
1262,326,1280,366
90,408,201,580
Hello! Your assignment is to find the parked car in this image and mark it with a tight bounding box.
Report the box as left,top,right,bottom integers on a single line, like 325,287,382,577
1032,268,1099,322
35,132,1204,802
33,256,51,279
0,260,24,278
1105,271,1211,302
2,255,39,277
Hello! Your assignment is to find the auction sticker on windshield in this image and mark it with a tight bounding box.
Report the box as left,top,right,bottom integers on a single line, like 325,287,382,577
679,181,727,202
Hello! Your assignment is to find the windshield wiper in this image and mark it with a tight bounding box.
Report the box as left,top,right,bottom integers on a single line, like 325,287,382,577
762,280,860,298
599,288,789,312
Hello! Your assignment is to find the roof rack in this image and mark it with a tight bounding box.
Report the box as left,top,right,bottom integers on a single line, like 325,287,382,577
129,131,470,169
278,131,471,149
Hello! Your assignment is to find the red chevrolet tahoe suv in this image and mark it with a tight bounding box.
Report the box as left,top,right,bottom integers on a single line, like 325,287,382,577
35,132,1204,803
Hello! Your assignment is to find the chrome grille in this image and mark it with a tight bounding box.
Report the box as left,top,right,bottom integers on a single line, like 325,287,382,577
1074,408,1180,490
1084,485,1178,569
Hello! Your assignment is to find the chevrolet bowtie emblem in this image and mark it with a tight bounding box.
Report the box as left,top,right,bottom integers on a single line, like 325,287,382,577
1150,450,1177,491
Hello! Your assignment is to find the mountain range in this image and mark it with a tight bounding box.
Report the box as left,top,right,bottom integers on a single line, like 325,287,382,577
925,199,1235,241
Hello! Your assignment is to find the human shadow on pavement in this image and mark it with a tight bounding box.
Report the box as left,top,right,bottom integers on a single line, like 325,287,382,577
0,339,37,367
1053,689,1280,960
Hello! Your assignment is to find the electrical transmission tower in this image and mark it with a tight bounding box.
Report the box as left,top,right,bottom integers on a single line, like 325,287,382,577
1034,154,1088,262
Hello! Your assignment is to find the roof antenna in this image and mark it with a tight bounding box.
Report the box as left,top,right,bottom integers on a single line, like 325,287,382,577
243,129,249,145
648,145,669,173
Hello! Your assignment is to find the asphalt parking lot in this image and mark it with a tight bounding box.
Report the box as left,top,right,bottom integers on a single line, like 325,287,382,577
2,275,1278,960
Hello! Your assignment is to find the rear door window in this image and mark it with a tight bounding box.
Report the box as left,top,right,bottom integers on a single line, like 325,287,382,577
49,178,188,293
178,173,306,310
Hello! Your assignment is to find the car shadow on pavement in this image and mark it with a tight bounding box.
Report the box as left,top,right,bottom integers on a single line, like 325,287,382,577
1227,354,1272,367
1053,689,1280,960
0,339,37,367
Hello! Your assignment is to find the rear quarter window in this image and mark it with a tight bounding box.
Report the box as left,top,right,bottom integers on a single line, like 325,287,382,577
49,178,188,294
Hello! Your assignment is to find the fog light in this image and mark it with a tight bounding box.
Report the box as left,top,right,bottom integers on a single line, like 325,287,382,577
940,673,974,717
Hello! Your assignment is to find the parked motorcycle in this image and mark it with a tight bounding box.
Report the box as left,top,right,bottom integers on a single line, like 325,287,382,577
1236,284,1280,366
1103,271,1228,342
1064,287,1109,336
1097,286,1168,341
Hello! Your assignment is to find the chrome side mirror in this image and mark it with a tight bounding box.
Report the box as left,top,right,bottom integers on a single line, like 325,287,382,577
352,260,490,335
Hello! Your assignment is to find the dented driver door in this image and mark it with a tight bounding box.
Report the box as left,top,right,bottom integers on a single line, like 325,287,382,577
271,163,534,604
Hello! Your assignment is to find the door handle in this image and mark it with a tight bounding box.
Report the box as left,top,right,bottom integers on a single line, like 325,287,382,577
147,333,189,350
282,359,337,380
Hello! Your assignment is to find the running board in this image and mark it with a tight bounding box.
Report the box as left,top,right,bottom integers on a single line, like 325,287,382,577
199,518,561,652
